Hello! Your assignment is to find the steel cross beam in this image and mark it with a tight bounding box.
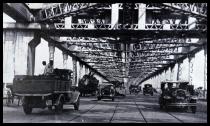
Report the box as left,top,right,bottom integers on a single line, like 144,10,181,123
149,3,207,21
3,22,206,38
36,3,107,22
40,33,112,82
3,3,35,22
139,42,206,84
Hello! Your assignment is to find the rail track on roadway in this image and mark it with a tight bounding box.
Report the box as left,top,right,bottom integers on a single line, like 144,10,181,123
67,104,98,122
134,94,184,123
109,100,120,123
165,110,184,123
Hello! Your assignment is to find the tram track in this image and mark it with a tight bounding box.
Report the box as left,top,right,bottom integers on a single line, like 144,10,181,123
109,101,120,123
134,101,148,123
134,94,184,123
67,104,97,122
165,111,184,123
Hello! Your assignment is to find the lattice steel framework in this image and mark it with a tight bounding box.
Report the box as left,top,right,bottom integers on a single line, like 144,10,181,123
16,3,208,83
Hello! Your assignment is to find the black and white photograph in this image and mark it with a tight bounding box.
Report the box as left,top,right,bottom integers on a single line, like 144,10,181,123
3,3,207,123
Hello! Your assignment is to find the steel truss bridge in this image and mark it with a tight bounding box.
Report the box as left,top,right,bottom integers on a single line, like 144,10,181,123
3,3,207,85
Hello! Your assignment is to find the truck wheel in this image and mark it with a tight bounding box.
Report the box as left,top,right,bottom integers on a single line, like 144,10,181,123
55,100,63,113
23,105,32,114
74,97,80,110
48,106,52,111
160,104,163,109
191,106,196,113
112,97,114,101
97,97,101,101
23,97,32,114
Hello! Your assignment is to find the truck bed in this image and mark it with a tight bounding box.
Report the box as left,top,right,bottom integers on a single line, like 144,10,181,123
13,75,72,95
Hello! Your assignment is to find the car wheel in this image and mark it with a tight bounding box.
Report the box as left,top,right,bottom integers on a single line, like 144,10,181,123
74,97,80,110
23,105,32,114
160,104,163,109
48,106,52,111
112,97,114,101
55,100,63,113
97,97,101,100
191,106,196,113
151,93,153,96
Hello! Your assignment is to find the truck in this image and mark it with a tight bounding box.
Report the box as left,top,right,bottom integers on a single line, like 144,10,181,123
13,68,80,114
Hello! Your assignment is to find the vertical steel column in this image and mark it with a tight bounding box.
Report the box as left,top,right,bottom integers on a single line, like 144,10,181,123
3,31,15,83
85,66,88,75
63,52,68,69
170,67,174,81
188,17,196,30
121,43,128,93
177,61,183,81
188,55,194,85
72,57,77,86
111,3,119,29
79,63,82,80
204,46,207,99
65,16,72,29
138,3,146,30
48,43,55,67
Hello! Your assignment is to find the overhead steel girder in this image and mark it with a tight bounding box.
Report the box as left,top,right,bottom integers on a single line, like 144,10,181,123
150,3,207,21
3,3,35,22
40,33,111,82
3,22,206,38
139,42,206,84
35,3,108,22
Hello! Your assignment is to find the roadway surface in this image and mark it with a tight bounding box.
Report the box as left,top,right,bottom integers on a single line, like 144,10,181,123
3,93,207,123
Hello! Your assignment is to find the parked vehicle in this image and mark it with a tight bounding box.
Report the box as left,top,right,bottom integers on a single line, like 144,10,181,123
159,81,197,113
143,84,153,96
97,83,115,101
13,68,80,114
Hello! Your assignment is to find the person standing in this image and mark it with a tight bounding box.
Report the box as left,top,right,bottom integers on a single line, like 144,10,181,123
43,60,54,75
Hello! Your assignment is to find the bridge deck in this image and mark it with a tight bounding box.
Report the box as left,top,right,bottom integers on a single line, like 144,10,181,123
3,93,207,123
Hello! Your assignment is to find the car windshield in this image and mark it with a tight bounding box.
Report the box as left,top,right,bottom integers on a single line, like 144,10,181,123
99,84,112,88
163,82,189,90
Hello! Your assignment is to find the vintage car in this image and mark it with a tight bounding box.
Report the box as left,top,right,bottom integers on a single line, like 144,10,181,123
129,85,140,95
143,84,153,96
13,68,80,114
115,86,126,97
159,81,197,113
97,83,115,101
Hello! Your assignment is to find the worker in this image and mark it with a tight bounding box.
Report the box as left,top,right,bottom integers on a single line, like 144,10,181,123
41,61,46,74
44,60,54,75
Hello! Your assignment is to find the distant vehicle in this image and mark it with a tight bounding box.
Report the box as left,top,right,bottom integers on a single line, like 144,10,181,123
143,84,153,96
115,86,126,97
129,85,140,95
13,68,80,114
159,81,197,113
97,83,115,101
78,72,99,97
